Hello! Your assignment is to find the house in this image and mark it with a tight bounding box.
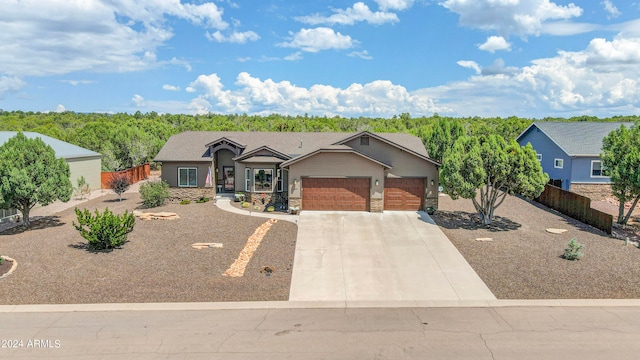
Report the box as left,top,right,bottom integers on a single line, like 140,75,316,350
0,132,102,222
154,131,440,212
516,122,634,199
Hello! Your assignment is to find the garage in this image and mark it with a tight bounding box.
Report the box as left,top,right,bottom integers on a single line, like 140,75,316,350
302,178,370,211
384,178,425,211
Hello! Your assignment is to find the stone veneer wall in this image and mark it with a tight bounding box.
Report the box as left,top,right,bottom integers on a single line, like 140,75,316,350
243,192,288,206
370,198,383,213
424,196,438,210
288,197,302,210
570,183,613,201
168,188,215,203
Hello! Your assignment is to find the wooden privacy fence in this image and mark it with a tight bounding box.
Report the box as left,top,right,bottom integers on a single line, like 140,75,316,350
535,184,612,234
101,163,150,189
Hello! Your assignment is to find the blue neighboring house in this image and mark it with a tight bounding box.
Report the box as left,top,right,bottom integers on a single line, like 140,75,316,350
516,122,634,193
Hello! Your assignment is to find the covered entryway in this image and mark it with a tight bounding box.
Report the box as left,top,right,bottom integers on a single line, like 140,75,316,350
302,178,370,211
384,178,425,211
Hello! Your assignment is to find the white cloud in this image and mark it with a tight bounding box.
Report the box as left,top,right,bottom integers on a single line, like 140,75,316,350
61,79,95,86
185,72,442,117
205,30,260,43
348,50,373,60
237,56,251,62
278,28,355,53
0,0,227,77
295,2,398,26
478,36,511,53
55,104,66,113
132,94,145,107
163,84,181,91
284,52,303,61
374,0,414,11
0,75,27,99
457,60,481,74
440,0,583,37
602,0,621,19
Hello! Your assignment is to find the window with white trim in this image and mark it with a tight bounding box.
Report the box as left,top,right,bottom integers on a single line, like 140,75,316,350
591,160,606,177
254,168,273,192
276,169,283,192
245,168,251,192
536,153,542,162
554,159,563,169
178,167,197,187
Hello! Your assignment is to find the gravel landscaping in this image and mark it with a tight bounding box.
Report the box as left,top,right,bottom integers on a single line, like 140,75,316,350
432,194,640,299
0,193,298,304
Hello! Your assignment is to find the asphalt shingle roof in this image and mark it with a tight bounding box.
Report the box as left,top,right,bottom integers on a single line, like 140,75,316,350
154,131,430,162
521,122,636,156
0,131,100,159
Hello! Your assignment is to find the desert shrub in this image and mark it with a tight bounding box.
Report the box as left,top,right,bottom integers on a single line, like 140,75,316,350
75,176,91,199
107,174,130,201
266,206,275,212
0,257,3,265
73,208,135,251
139,180,169,208
180,199,191,205
196,197,210,203
562,237,584,260
241,202,249,208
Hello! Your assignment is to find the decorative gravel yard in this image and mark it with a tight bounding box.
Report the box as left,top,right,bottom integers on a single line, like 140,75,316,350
0,193,298,304
433,194,640,299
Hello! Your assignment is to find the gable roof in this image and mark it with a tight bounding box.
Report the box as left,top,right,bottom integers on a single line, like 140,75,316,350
0,131,100,159
334,131,438,166
154,131,432,163
516,122,635,156
280,145,392,169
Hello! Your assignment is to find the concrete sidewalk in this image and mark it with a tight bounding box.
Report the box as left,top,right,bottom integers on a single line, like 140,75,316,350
289,211,496,302
215,197,299,224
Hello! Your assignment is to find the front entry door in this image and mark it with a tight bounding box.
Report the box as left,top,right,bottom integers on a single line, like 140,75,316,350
223,166,234,192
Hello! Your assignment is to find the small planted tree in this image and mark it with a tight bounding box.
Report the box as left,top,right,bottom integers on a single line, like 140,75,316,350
139,180,170,208
75,176,91,200
562,238,584,261
107,174,130,201
73,208,135,250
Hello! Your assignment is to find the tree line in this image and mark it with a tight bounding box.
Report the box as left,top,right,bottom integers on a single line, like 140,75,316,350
1,109,637,172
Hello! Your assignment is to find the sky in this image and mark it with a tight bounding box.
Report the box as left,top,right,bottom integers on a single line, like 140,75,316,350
1,0,639,119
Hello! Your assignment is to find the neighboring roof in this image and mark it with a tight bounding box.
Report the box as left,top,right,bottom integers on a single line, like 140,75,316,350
0,131,100,159
516,122,635,156
280,145,392,169
154,130,433,163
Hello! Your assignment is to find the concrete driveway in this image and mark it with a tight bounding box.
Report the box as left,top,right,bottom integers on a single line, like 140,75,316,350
289,211,496,302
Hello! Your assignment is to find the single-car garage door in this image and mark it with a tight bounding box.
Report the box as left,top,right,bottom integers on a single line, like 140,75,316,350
384,178,425,211
302,178,370,211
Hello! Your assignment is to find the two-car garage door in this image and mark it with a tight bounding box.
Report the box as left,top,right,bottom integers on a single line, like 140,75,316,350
301,177,426,211
302,178,370,211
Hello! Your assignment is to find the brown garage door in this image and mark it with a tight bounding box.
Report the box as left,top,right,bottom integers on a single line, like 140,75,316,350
302,178,370,211
384,178,425,210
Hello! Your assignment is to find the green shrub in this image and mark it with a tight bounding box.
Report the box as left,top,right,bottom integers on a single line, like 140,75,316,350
180,199,191,205
75,176,91,199
139,180,170,208
107,174,130,201
241,202,249,208
196,197,210,203
73,208,135,251
266,206,275,212
562,237,584,260
0,257,3,266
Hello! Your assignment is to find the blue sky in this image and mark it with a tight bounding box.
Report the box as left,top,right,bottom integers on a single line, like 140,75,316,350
1,0,639,118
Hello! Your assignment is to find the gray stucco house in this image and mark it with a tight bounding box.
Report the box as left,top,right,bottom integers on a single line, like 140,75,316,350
154,131,440,212
0,132,102,222
516,122,633,199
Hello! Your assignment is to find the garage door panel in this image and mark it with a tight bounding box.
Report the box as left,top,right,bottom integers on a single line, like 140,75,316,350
384,178,425,211
303,178,369,211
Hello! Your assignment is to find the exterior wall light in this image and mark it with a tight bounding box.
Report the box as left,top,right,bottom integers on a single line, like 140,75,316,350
375,179,379,186
430,179,435,186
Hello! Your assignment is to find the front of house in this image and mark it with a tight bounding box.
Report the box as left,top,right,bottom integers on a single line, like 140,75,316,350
154,131,440,212
516,122,633,199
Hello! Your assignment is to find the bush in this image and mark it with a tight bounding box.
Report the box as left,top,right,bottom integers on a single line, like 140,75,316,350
241,202,249,208
73,208,135,251
75,176,91,199
266,206,275,212
196,197,210,203
107,174,130,201
563,237,584,260
180,199,191,205
139,180,169,208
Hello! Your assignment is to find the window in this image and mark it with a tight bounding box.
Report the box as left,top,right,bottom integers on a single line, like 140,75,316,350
360,136,369,146
276,169,283,192
254,168,273,192
178,168,197,187
591,160,606,177
245,168,251,192
536,153,542,162
554,159,563,169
